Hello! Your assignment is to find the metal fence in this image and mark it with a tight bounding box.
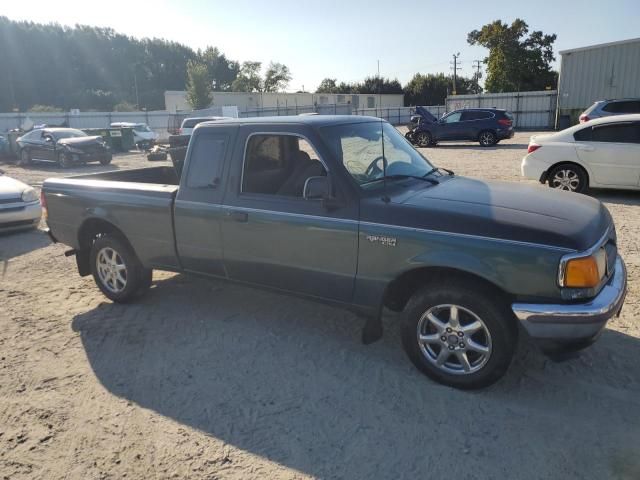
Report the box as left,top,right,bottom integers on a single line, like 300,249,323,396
445,90,557,129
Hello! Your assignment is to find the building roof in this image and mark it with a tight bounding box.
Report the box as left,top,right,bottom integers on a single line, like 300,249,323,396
559,37,640,55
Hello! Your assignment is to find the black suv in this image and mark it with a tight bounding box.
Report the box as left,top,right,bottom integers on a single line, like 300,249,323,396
406,108,514,147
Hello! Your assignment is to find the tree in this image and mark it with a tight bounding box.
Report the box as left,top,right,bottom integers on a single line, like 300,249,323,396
316,78,339,93
263,62,291,92
404,73,475,105
200,46,239,91
185,60,212,109
467,19,557,92
358,76,403,94
231,61,263,92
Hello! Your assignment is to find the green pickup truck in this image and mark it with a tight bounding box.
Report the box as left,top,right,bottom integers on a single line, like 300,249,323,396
42,115,627,389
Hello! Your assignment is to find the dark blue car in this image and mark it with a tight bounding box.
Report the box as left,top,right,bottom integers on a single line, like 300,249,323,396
406,107,514,147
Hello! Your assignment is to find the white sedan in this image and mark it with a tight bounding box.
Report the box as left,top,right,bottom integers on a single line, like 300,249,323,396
0,170,42,233
521,114,640,193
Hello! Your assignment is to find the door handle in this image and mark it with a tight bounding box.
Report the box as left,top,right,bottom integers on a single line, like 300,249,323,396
227,210,248,222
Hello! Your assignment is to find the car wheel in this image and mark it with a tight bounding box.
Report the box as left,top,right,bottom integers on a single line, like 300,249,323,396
99,154,113,165
478,130,497,147
415,131,432,147
402,281,516,389
57,151,73,168
547,164,588,193
90,234,152,303
18,149,31,166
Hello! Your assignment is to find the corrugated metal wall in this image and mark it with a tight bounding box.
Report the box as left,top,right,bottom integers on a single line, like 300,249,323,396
558,39,640,111
445,91,557,129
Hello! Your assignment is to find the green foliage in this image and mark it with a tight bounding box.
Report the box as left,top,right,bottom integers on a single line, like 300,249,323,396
185,61,212,110
263,62,292,92
402,73,475,105
27,104,63,112
113,101,137,112
316,78,339,93
232,61,263,92
315,76,402,95
468,19,558,92
200,46,239,91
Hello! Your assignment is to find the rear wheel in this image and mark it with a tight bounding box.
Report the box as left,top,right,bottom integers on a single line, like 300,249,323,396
402,282,516,389
90,234,152,303
99,154,112,165
547,164,588,193
478,130,497,147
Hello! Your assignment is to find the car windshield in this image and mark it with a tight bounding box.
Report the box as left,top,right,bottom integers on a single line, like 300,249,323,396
320,121,435,189
52,129,87,139
133,125,151,133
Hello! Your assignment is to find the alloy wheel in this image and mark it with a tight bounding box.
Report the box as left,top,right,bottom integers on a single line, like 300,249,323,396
416,304,492,375
479,132,495,146
551,169,580,191
417,132,430,147
96,247,128,293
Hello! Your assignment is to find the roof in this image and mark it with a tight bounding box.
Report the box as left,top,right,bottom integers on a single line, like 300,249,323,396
559,37,640,55
581,113,640,125
198,115,382,128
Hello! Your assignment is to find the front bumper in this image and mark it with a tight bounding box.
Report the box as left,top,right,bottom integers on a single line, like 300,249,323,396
0,201,42,233
512,255,627,344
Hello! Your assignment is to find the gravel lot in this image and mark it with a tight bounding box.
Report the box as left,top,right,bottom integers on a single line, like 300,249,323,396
1,131,639,480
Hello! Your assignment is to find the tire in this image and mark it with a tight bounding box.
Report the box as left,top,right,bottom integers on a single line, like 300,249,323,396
18,149,31,166
99,154,112,165
415,131,432,147
401,281,516,389
478,130,497,147
547,164,588,193
57,151,73,168
90,234,152,303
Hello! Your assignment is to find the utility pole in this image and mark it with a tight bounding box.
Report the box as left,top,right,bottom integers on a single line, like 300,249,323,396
450,53,461,95
472,60,482,93
134,72,140,109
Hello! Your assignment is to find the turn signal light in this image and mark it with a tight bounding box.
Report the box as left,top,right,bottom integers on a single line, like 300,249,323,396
564,256,600,288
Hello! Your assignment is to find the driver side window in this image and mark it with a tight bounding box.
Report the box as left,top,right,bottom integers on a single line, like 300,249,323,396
443,112,462,123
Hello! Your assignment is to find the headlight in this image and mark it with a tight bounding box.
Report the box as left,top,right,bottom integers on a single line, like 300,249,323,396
21,187,39,203
561,248,607,288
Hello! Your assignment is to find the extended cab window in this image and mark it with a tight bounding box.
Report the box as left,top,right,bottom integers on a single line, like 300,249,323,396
242,134,326,197
185,133,228,188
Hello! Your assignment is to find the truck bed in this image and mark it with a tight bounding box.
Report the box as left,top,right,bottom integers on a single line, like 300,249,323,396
43,166,181,270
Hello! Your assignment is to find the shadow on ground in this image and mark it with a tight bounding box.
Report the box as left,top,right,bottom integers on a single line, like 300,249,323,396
424,143,529,151
71,273,640,479
0,228,51,263
592,188,640,207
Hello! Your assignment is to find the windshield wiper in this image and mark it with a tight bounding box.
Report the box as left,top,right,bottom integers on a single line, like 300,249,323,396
361,174,439,186
424,167,454,177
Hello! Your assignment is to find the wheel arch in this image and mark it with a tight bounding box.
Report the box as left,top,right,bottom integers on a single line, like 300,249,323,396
383,266,513,314
76,217,135,276
477,128,497,140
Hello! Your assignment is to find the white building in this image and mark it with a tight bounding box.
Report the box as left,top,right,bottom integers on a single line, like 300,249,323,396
164,91,404,113
557,37,640,124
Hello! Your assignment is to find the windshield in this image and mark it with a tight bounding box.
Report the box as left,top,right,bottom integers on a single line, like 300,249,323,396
320,121,435,188
133,125,152,133
52,129,87,140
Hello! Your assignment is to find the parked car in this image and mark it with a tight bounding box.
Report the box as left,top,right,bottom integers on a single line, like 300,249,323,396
16,128,112,168
42,115,626,390
579,98,640,123
0,169,41,233
522,114,640,193
405,108,514,147
179,116,230,135
110,122,158,149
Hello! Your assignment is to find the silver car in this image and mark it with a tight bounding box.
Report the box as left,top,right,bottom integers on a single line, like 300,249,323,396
580,98,640,123
0,170,42,233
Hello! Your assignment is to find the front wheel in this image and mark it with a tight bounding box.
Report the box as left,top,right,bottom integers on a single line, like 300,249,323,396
90,234,152,303
478,130,497,147
99,154,113,165
402,282,516,389
415,131,432,147
547,164,588,193
57,151,73,168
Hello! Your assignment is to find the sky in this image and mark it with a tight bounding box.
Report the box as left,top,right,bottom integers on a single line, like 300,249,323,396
4,0,640,91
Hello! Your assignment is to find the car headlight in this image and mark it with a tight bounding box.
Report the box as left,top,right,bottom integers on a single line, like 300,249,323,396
21,187,39,203
561,248,607,288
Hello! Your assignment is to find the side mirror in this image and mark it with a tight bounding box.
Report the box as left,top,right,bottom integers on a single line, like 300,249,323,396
303,176,330,200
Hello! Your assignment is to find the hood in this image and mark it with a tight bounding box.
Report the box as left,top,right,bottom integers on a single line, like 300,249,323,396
385,176,610,251
57,136,105,148
0,175,30,199
415,106,438,123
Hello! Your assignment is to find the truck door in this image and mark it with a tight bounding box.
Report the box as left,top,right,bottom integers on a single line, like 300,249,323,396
173,128,237,276
220,127,359,302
